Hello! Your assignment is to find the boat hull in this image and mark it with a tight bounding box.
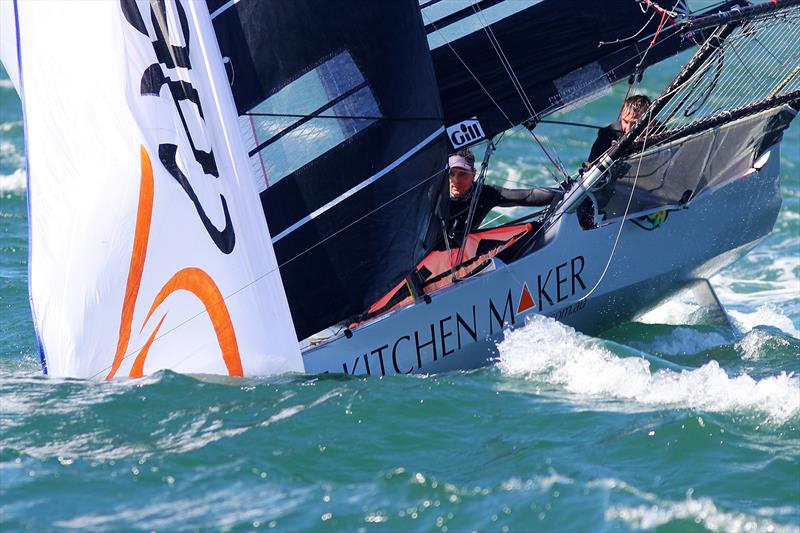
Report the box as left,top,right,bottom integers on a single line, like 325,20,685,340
302,141,783,376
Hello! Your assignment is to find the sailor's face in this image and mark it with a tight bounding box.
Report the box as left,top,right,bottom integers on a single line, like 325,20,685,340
449,167,475,198
620,108,641,134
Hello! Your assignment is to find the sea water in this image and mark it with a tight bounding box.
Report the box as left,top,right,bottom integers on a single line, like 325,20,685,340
1,16,798,533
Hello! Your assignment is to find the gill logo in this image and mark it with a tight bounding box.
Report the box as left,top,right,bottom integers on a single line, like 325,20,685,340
106,147,242,379
446,117,485,149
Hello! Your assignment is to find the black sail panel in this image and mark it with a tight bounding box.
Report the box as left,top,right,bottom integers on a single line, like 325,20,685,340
210,0,447,339
424,0,716,146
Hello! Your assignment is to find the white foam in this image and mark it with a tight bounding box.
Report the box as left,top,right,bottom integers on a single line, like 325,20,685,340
606,496,797,533
0,140,24,168
0,168,26,192
0,120,22,133
736,329,792,360
497,315,800,424
729,304,800,339
637,283,799,339
644,327,730,356
637,292,700,326
713,255,800,309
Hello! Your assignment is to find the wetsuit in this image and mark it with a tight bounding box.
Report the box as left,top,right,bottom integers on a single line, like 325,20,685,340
446,184,557,245
578,120,625,229
587,121,623,164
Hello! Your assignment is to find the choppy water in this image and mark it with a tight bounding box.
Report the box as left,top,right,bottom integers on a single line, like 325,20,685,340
1,18,799,533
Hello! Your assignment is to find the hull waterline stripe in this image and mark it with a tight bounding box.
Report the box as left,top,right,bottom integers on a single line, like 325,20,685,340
272,126,444,243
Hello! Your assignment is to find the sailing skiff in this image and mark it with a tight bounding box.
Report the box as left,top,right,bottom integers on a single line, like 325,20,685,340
1,0,797,377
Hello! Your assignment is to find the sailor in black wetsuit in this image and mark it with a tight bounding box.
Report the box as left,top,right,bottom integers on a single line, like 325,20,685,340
586,94,651,165
578,94,652,229
445,149,558,245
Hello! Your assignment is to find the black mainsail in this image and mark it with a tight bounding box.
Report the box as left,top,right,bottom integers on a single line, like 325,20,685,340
209,0,448,339
205,0,762,341
423,0,744,147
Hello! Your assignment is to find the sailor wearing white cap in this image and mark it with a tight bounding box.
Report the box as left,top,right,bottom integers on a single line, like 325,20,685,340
446,148,559,245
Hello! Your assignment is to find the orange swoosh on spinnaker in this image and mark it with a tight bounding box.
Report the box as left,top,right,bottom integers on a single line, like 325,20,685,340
107,146,153,380
107,146,243,379
129,314,166,378
136,267,243,377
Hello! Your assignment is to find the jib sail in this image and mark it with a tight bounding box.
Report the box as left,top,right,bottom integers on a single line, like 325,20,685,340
209,0,448,340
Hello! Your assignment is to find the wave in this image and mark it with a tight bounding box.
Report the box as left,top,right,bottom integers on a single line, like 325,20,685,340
638,281,799,340
497,315,800,424
605,490,797,533
0,120,22,133
729,304,800,339
0,139,25,167
641,326,731,356
0,168,26,193
637,291,704,326
736,327,797,361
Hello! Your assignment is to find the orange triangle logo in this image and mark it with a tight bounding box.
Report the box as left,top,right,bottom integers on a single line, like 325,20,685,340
517,283,535,313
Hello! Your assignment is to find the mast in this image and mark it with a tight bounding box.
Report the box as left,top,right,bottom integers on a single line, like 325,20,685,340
681,0,800,31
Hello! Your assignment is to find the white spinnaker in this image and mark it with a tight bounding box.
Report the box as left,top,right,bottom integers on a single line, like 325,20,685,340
11,0,302,378
0,0,20,92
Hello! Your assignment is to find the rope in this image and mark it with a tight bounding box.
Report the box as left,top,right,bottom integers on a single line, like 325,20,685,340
578,108,653,303
574,5,673,300
599,11,657,47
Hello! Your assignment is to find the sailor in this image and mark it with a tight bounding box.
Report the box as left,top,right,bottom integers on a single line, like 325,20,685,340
446,148,558,245
576,94,652,230
586,94,652,165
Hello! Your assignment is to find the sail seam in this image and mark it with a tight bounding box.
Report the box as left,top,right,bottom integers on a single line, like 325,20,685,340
272,126,445,242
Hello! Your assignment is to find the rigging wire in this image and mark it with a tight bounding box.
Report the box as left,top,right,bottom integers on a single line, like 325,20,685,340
423,5,566,200
577,109,653,303
470,1,571,181
422,12,515,128
472,3,536,118
243,111,443,122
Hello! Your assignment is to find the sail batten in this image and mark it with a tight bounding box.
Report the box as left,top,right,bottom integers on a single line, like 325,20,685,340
271,126,446,244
